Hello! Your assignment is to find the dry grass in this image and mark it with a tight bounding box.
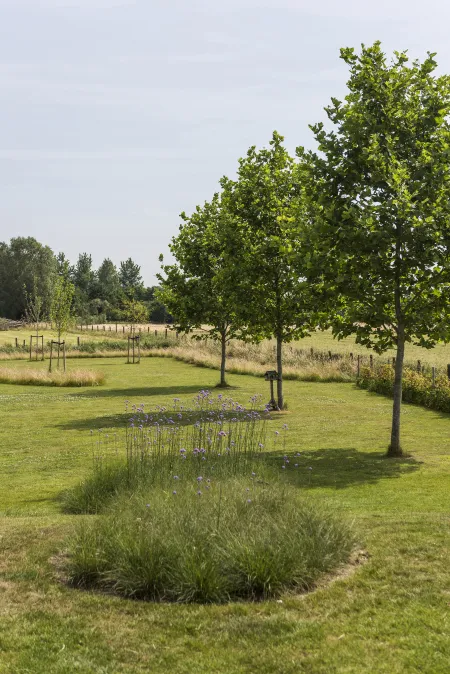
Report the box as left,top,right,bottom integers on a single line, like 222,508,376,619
0,366,105,387
147,341,355,382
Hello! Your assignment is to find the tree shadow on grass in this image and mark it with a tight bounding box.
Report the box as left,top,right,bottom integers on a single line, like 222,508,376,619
262,447,421,489
73,385,224,400
57,408,254,432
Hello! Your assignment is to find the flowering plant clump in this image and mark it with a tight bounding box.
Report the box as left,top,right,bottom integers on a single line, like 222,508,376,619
64,391,277,513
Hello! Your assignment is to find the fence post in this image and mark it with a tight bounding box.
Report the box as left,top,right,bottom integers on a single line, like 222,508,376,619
392,357,396,368
432,366,436,388
155,329,157,336
370,354,373,369
447,364,450,381
77,336,80,347
15,337,18,348
417,360,421,373
91,324,93,331
357,354,360,378
350,352,353,361
165,328,168,338
123,325,125,333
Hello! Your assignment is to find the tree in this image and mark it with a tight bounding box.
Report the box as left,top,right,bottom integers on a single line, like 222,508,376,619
299,42,450,455
119,258,143,298
0,237,56,319
71,253,96,319
97,258,121,305
24,276,45,359
220,132,313,407
158,196,240,386
50,273,75,344
121,298,149,325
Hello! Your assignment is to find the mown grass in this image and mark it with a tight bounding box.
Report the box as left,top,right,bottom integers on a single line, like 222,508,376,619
0,357,449,672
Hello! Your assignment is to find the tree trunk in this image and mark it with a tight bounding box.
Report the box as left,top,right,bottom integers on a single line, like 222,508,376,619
276,334,283,410
220,329,227,387
388,326,405,457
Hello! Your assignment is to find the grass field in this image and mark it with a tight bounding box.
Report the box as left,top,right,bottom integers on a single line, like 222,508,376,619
0,356,449,672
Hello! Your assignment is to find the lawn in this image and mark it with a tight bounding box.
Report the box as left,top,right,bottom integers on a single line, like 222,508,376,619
0,357,449,673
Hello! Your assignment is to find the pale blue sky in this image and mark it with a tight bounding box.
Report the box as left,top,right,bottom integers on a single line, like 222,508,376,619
1,0,450,283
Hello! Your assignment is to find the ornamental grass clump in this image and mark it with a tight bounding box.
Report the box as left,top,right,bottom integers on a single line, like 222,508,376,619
63,391,270,514
66,478,355,603
0,366,105,387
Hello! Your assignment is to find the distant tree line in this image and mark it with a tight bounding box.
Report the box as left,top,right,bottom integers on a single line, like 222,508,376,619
0,238,169,324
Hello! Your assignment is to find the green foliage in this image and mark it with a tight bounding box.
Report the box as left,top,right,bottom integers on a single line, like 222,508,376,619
220,131,314,406
358,365,450,413
119,258,143,298
121,297,149,324
300,42,450,453
159,195,241,384
0,237,56,319
50,274,75,342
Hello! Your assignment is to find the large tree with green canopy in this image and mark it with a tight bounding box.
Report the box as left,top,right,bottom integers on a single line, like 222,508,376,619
298,42,450,456
158,195,240,387
220,131,314,409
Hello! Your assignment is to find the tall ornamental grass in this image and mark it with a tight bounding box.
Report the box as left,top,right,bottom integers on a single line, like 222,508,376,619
67,479,355,603
0,366,105,387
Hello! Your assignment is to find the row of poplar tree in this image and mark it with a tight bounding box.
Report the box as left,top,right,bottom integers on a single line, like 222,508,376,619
158,42,450,457
0,240,167,324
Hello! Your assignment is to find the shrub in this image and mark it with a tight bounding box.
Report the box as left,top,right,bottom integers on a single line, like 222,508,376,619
66,479,355,603
357,365,450,413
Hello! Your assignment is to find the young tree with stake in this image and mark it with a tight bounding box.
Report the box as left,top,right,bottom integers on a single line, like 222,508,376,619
299,42,450,455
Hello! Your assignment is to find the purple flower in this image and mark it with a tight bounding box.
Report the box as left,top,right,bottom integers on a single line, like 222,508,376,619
197,476,203,482
146,504,150,507
197,490,202,496
247,499,252,503
172,491,177,495
173,475,179,480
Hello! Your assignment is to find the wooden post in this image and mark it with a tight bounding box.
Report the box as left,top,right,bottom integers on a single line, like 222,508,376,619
350,352,353,361
417,360,421,373
123,325,125,333
447,364,450,381
49,341,53,373
91,324,93,331
15,337,18,347
357,354,360,378
63,341,66,372
41,336,44,361
148,326,150,333
116,323,118,332
29,338,32,360
155,329,157,337
127,336,130,364
392,357,396,368
370,354,373,369
77,336,80,346
138,336,141,363
165,328,168,338
57,341,60,370
432,366,436,388
132,335,135,363
310,347,314,356
328,350,332,360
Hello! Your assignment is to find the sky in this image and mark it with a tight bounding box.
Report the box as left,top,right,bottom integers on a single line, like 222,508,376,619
1,0,450,284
